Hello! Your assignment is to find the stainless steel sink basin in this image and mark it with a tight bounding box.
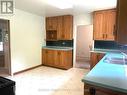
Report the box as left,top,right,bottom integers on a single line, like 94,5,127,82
103,57,127,65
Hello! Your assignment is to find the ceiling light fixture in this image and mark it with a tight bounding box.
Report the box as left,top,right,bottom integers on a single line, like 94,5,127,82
46,0,73,9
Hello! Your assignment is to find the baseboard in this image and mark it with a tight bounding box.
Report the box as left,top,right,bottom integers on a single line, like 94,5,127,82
13,64,42,75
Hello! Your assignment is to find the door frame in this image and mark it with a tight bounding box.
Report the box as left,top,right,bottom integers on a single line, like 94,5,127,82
0,19,11,75
7,20,11,75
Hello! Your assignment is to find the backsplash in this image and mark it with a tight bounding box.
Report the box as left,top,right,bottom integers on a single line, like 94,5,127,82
46,40,73,47
94,41,127,50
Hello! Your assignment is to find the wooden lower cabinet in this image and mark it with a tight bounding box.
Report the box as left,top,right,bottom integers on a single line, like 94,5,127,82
42,49,72,69
90,52,105,69
42,49,56,67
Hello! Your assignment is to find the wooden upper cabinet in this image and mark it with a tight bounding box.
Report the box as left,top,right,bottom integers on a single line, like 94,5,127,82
93,9,116,41
62,15,73,40
57,16,63,40
46,15,73,40
93,11,105,40
46,17,58,30
105,10,116,40
116,0,127,45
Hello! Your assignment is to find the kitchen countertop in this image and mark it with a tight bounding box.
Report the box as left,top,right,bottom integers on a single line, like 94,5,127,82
90,48,122,54
42,46,73,51
82,52,127,93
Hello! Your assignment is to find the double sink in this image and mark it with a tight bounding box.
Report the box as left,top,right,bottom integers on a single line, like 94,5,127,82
103,56,127,65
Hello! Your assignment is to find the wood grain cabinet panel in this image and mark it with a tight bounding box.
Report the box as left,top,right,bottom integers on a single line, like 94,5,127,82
93,9,116,41
57,16,63,40
57,50,72,69
42,49,72,69
90,52,105,69
42,49,57,67
105,10,116,40
46,15,73,40
116,0,127,44
93,11,105,40
62,15,73,40
46,17,57,31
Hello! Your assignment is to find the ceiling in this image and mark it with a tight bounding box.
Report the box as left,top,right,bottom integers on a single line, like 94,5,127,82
15,0,117,17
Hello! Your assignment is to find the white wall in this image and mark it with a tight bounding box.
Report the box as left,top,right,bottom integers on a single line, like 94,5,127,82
0,9,45,74
73,13,93,63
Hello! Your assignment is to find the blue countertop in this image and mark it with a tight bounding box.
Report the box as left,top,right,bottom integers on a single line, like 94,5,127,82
82,53,127,93
90,48,122,53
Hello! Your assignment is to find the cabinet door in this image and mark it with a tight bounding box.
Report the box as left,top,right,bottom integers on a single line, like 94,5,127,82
52,17,58,30
42,49,47,65
116,0,127,44
57,16,63,40
46,17,57,30
90,52,104,69
93,12,105,40
42,49,56,66
90,52,98,69
105,10,116,40
62,15,73,40
46,31,57,41
59,51,67,67
62,50,72,69
97,53,104,61
42,49,72,69
56,50,72,69
46,17,52,30
46,50,56,66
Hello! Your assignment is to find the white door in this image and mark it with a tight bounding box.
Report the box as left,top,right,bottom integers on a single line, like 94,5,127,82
76,25,93,61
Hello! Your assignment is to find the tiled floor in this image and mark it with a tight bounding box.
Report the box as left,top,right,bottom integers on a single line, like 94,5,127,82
75,60,90,69
8,66,89,95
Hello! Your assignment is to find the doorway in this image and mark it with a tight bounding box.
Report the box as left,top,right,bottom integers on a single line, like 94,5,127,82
75,25,93,69
0,19,11,75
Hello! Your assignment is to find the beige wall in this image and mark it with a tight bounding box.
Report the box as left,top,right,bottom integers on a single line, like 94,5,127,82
73,13,93,63
0,9,45,74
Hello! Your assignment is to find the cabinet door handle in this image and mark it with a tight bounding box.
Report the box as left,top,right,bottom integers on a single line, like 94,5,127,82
103,34,105,39
58,52,61,55
46,51,48,53
62,34,64,38
113,25,116,36
106,34,107,39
